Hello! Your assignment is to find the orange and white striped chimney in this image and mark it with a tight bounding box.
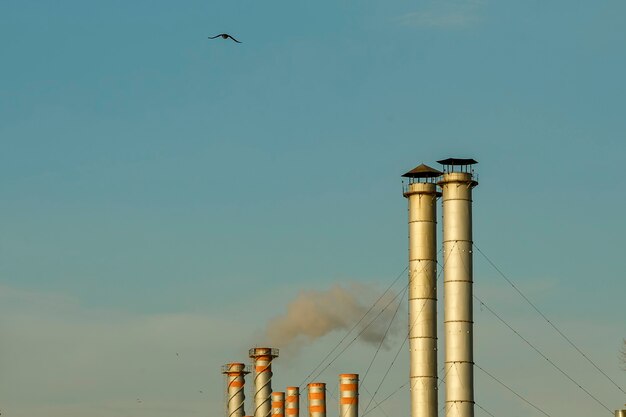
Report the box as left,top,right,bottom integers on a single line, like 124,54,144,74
339,374,358,417
271,392,285,417
222,363,250,417
307,383,326,417
249,347,279,417
286,387,300,417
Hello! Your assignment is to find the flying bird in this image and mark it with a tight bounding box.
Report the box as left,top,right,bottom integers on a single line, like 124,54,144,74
208,33,242,43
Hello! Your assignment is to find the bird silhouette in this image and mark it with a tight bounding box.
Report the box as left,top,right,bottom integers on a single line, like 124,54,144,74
208,34,241,43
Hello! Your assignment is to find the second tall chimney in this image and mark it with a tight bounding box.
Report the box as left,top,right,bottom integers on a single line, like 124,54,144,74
438,158,478,417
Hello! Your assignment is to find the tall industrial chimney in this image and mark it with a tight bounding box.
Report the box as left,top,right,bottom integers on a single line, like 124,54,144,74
338,373,359,417
307,383,327,417
249,347,279,417
438,158,478,417
402,164,442,417
285,387,300,417
271,392,285,417
222,363,250,417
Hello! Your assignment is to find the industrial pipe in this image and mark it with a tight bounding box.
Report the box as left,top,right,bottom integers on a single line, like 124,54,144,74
307,383,326,417
249,347,279,417
439,167,478,417
338,373,358,417
286,387,300,417
403,169,441,417
271,392,285,417
222,363,250,417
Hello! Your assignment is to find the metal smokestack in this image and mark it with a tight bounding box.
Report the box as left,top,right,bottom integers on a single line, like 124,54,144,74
437,158,478,417
222,363,250,417
285,387,300,417
271,392,285,417
249,347,279,417
338,373,359,417
402,164,442,417
307,383,327,417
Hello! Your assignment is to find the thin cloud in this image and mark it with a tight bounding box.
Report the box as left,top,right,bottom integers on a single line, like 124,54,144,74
398,0,487,29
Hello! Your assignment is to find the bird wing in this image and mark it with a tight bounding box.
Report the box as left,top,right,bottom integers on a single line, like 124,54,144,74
208,34,223,39
228,35,242,43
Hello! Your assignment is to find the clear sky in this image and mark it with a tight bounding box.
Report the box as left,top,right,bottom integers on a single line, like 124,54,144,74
1,1,625,416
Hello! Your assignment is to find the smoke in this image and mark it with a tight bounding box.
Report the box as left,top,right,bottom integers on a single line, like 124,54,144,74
264,283,404,354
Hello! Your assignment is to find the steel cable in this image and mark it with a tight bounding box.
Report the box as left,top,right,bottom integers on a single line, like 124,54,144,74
474,363,551,417
475,295,613,414
474,243,626,396
298,266,408,389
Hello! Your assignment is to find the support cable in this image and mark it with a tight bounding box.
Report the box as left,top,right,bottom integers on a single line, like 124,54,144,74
362,314,409,415
475,295,613,414
360,383,407,417
363,248,452,416
298,266,407,388
306,282,409,386
475,401,497,417
361,284,408,386
474,363,551,417
474,243,626,396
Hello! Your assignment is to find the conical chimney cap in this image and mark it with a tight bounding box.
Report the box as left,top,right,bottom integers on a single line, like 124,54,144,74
402,163,443,178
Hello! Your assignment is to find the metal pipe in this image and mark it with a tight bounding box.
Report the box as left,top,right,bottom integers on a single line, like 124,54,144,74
616,410,626,417
222,363,250,417
307,383,326,417
338,373,358,417
286,387,300,417
249,347,279,417
404,181,439,417
439,171,478,417
271,392,285,417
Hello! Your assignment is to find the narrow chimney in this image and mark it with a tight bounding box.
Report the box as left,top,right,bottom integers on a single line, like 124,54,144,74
307,383,326,417
249,347,279,417
271,392,285,417
222,363,250,417
402,163,442,417
437,158,478,417
285,387,300,417
338,374,358,417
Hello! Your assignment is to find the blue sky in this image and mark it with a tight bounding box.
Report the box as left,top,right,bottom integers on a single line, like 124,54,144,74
1,1,625,416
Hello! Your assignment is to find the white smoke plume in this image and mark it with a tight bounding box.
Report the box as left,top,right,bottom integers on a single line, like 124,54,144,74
264,283,404,354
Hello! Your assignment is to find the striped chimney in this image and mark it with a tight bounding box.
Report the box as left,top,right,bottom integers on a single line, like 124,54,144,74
286,387,300,417
222,363,250,417
249,347,279,417
339,374,358,417
307,383,326,417
271,392,285,417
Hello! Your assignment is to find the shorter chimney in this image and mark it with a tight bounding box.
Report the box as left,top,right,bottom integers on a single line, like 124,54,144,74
308,383,326,417
249,347,279,417
222,363,250,417
286,387,300,417
272,392,285,417
339,374,358,417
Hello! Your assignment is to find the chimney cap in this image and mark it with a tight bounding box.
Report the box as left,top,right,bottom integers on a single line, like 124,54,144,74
437,157,478,166
402,163,443,178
